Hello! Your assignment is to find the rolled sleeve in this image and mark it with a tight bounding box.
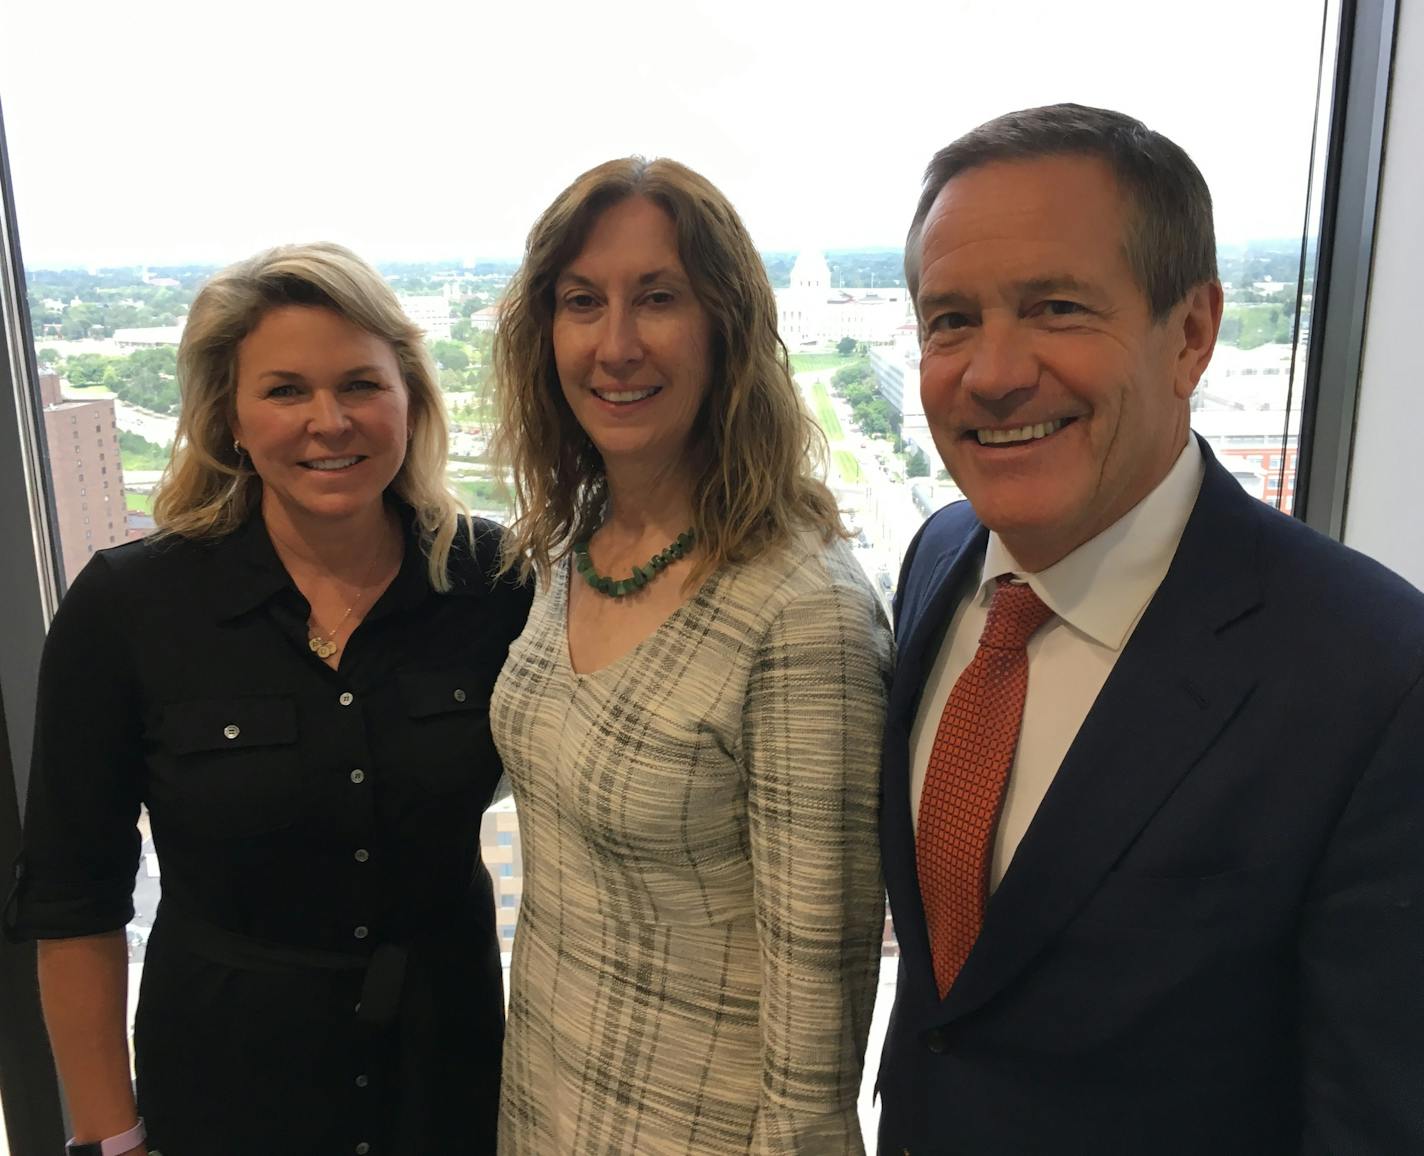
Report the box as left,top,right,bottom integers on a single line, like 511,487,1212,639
742,578,892,1154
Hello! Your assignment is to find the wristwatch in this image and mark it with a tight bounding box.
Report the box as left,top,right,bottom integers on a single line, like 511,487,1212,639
65,1117,146,1155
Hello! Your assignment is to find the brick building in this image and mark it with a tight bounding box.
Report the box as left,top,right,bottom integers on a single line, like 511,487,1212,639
38,372,126,584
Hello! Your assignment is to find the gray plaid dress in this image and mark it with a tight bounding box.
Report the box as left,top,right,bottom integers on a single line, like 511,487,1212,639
491,533,891,1154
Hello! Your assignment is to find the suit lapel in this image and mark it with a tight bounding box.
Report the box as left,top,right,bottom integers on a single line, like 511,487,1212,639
894,524,989,714
937,451,1269,1023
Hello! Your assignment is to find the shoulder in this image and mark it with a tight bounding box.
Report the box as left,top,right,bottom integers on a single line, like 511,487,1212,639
61,532,207,609
731,530,875,609
44,534,214,674
894,499,982,625
725,531,889,650
911,499,980,568
1184,477,1424,689
446,515,506,576
1252,500,1424,654
443,516,533,607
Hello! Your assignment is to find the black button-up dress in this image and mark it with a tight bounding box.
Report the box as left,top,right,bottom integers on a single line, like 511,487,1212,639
10,505,531,1154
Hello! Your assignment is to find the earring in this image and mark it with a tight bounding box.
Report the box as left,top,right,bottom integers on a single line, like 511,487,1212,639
233,439,243,455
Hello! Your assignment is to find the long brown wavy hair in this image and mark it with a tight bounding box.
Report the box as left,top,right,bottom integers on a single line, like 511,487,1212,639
491,156,842,586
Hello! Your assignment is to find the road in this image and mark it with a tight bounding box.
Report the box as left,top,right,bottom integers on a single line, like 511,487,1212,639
114,398,179,447
793,368,925,603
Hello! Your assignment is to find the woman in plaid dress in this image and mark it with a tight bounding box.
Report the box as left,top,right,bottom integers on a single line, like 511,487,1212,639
489,157,891,1154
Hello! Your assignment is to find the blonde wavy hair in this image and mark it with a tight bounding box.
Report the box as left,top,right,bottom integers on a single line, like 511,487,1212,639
152,241,467,591
492,156,841,586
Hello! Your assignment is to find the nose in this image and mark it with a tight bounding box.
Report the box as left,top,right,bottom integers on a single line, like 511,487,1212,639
960,316,1038,410
595,302,644,370
306,390,351,438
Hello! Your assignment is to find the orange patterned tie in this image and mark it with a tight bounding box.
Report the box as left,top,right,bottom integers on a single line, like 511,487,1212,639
917,576,1054,998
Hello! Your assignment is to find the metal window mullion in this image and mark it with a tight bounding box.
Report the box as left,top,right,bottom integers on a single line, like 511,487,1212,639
0,93,69,1155
1293,0,1400,535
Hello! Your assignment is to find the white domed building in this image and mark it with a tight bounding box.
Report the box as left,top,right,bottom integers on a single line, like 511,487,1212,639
774,248,911,348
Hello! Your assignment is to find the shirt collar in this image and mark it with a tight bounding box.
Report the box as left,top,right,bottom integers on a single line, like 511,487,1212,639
980,435,1205,650
206,499,440,623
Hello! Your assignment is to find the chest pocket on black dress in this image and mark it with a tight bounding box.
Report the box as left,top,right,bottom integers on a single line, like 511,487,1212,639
397,667,495,794
153,695,306,837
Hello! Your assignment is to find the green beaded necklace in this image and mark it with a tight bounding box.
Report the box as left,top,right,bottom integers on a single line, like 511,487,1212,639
573,529,696,598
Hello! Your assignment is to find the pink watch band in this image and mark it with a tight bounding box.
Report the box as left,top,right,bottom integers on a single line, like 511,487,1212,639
102,1118,146,1155
66,1116,146,1155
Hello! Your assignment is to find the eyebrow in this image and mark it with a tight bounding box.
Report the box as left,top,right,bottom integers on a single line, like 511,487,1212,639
918,274,1106,314
556,268,687,289
256,364,389,382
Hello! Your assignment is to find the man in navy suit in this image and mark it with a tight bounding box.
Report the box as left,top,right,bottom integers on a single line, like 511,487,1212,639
877,103,1424,1154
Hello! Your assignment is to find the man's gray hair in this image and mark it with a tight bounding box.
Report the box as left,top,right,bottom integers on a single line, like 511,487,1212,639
905,103,1217,321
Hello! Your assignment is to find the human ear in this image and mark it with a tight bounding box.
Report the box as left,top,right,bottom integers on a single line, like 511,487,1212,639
1174,280,1224,401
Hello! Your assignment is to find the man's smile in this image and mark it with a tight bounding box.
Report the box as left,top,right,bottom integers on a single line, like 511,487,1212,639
970,417,1076,446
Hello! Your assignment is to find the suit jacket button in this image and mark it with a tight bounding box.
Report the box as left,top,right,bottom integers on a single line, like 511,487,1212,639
924,1026,947,1053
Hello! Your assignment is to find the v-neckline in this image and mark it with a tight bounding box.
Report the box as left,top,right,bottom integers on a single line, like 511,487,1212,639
558,555,721,679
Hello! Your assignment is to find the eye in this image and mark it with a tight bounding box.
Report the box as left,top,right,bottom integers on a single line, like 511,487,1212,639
561,291,599,311
343,378,383,392
264,383,301,399
1039,299,1088,318
929,311,971,333
642,289,676,307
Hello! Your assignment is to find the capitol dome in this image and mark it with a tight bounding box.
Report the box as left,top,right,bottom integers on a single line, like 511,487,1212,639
789,249,831,292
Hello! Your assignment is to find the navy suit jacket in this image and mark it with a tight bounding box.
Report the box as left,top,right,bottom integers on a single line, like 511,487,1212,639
878,440,1424,1155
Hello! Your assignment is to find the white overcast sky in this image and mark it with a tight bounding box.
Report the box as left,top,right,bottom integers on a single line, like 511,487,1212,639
0,0,1329,269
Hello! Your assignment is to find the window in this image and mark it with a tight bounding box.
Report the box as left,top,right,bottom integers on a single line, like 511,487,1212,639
0,1,1358,1150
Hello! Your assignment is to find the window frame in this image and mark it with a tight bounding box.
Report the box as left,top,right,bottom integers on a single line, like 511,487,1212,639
1293,0,1400,532
0,94,67,1153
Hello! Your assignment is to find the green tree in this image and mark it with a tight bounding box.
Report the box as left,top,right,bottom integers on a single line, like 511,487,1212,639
831,359,873,392
906,446,931,478
119,429,171,470
431,340,470,372
836,336,857,357
65,353,116,388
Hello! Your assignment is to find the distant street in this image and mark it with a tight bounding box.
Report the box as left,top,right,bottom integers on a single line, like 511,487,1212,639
794,364,924,604
114,398,178,447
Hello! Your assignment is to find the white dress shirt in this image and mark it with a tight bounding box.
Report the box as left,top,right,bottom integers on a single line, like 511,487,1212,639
908,436,1205,889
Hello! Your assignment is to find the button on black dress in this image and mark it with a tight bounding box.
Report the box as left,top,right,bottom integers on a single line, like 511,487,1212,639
10,505,531,1155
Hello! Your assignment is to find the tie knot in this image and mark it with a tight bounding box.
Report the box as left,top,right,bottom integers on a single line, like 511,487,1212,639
979,576,1054,650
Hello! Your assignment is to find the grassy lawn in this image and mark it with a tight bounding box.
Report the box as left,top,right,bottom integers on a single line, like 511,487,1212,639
789,352,853,375
809,381,844,440
444,389,500,428
121,451,169,472
454,478,512,514
125,490,153,514
832,450,864,484
1220,303,1293,349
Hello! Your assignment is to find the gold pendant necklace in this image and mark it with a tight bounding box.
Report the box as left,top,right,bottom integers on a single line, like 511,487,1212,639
308,615,353,660
307,541,388,660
